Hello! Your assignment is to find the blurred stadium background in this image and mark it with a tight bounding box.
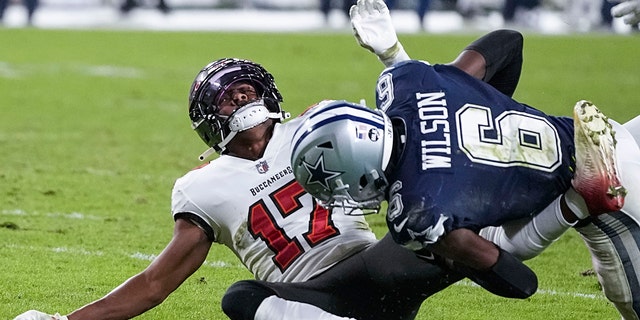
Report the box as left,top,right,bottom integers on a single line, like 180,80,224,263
1,0,638,318
1,0,637,34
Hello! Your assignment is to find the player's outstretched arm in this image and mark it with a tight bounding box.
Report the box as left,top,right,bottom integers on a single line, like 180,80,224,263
611,0,640,25
349,0,411,67
429,228,538,299
14,219,212,320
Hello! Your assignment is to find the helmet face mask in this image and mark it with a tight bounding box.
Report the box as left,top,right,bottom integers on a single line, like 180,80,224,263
291,100,393,215
188,58,286,157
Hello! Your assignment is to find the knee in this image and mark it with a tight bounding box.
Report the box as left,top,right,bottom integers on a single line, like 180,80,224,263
221,280,276,320
495,29,524,51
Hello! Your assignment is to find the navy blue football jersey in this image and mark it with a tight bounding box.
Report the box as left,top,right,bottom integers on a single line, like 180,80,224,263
375,60,575,247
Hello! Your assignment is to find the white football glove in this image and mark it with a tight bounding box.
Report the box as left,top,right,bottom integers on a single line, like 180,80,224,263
14,310,68,320
611,0,640,25
349,0,411,67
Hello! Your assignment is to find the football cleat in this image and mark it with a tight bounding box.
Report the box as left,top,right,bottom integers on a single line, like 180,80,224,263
571,100,627,215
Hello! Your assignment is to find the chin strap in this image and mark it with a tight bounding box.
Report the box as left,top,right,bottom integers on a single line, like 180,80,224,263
198,100,291,161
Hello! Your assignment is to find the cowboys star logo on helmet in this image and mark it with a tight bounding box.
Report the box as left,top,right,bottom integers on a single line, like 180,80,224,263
301,153,343,190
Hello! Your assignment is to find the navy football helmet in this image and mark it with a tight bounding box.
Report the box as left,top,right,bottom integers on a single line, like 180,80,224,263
188,58,289,159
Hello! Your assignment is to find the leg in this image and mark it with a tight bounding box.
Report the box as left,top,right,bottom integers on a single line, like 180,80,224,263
319,0,331,22
157,0,169,13
571,101,626,215
480,195,576,261
452,29,524,97
255,296,354,320
222,281,274,320
306,234,460,319
601,0,615,27
577,212,640,320
120,0,137,13
342,0,357,18
222,281,354,320
502,0,518,22
224,234,460,320
24,0,38,24
417,0,431,26
577,120,640,320
0,0,8,20
624,115,640,144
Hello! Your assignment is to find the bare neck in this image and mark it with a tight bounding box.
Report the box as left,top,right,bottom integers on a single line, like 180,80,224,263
226,120,275,161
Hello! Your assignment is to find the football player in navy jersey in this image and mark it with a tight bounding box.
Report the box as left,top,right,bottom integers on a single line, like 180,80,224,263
289,0,640,319
224,9,638,320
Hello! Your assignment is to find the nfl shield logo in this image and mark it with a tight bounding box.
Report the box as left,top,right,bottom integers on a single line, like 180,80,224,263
355,124,368,140
256,161,269,174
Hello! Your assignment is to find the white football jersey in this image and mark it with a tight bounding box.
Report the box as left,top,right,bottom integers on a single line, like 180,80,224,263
171,118,377,282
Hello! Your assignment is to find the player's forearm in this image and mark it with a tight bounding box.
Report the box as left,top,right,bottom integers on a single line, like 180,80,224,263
431,228,498,270
67,274,167,320
432,228,538,299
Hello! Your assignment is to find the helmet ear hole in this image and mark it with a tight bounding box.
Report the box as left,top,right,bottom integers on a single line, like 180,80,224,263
359,175,368,188
318,141,333,149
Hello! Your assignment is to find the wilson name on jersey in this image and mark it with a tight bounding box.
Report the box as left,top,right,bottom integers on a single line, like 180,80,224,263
377,60,575,246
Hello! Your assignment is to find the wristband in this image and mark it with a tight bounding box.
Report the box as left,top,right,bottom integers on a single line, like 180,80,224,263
378,42,411,67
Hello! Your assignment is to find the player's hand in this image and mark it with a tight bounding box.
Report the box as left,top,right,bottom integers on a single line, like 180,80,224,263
13,310,68,320
611,0,640,25
349,0,411,67
349,0,397,55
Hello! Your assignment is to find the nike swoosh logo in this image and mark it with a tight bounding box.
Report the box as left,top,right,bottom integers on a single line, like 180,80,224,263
415,251,435,261
393,217,408,233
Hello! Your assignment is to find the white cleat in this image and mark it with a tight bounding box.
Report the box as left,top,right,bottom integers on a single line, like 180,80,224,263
571,100,627,215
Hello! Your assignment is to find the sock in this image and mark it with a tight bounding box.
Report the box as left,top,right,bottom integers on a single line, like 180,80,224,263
254,296,355,320
623,115,640,145
564,188,590,220
480,196,574,261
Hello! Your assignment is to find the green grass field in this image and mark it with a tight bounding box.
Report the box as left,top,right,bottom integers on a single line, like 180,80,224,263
0,28,638,319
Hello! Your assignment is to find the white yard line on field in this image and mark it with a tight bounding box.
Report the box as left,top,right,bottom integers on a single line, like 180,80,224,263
2,241,607,300
0,62,144,79
3,243,243,269
130,251,237,268
1,209,607,299
454,279,605,300
1,208,103,220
